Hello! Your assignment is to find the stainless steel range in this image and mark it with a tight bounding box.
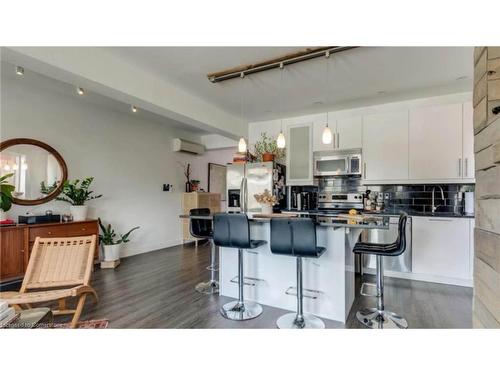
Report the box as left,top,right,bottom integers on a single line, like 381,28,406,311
317,192,364,210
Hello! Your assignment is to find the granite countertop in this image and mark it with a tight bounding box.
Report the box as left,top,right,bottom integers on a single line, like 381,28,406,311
282,209,474,219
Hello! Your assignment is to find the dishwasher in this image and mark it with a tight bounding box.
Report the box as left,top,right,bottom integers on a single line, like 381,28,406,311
360,215,412,274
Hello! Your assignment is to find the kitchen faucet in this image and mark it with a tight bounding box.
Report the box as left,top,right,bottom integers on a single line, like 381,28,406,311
431,186,445,213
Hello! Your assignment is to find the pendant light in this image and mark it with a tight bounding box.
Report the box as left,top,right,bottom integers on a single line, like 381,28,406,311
276,62,286,149
322,51,333,145
238,72,247,153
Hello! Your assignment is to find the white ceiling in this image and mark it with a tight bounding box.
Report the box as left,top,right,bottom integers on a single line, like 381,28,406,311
105,46,474,121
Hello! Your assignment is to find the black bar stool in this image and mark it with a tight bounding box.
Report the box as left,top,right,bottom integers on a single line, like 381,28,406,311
213,213,266,321
353,213,409,329
189,208,218,295
270,218,326,329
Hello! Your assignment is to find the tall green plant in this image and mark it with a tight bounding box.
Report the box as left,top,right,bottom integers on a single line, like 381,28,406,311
57,177,102,205
252,132,286,162
0,173,15,212
98,218,140,245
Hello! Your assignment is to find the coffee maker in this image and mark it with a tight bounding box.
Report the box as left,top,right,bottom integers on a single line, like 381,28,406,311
288,186,317,211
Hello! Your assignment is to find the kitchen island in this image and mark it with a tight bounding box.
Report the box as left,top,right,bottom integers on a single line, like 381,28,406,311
180,213,388,323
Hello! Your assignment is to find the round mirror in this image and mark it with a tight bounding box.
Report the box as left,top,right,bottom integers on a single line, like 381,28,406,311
0,138,68,205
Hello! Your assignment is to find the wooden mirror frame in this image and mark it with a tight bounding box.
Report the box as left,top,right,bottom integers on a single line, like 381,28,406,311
0,138,68,206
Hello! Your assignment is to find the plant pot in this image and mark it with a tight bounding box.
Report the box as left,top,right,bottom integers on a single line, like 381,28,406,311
103,243,122,261
70,205,88,221
261,205,273,215
0,210,7,221
262,153,275,162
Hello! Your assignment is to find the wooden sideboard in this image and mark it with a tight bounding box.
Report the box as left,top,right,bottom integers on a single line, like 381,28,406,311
0,220,99,284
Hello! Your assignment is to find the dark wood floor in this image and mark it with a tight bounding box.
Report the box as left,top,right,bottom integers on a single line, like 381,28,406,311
53,242,472,328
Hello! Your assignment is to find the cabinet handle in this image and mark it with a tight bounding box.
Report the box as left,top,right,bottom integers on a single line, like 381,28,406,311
493,106,500,115
488,70,497,76
428,218,453,222
465,158,468,178
47,231,52,235
332,133,336,149
458,158,462,177
337,132,340,148
363,162,367,179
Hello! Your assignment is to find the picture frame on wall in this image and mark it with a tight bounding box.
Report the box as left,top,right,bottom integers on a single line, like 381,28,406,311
208,163,226,201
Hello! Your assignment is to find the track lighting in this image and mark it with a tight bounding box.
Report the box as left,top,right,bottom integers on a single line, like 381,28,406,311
276,63,286,149
16,66,24,76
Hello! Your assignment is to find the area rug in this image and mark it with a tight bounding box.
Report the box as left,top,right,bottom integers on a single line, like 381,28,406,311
52,319,109,329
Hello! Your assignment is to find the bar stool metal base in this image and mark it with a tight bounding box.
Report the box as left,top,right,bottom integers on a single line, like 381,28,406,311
276,312,325,329
356,307,408,329
220,300,263,321
195,280,219,295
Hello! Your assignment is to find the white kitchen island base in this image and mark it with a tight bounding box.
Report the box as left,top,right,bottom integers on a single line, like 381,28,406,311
218,221,362,324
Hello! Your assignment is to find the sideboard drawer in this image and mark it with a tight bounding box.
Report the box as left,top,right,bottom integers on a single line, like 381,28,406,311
29,222,98,242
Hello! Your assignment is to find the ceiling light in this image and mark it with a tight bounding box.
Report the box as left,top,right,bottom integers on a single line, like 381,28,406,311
131,105,138,113
15,66,24,76
321,52,333,145
238,137,247,153
276,63,286,149
77,87,85,96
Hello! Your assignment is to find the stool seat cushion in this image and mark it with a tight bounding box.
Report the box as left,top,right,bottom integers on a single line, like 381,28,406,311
249,240,267,249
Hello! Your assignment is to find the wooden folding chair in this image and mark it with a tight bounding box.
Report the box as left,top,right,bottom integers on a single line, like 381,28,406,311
0,235,98,328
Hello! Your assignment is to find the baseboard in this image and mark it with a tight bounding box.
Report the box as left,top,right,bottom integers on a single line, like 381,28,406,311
120,238,184,258
362,268,473,287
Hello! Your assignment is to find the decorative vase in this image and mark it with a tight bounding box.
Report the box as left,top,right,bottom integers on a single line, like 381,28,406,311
261,205,273,215
103,243,121,261
262,153,275,162
70,205,88,221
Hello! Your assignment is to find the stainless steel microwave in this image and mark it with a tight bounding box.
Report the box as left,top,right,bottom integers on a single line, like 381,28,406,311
313,149,362,176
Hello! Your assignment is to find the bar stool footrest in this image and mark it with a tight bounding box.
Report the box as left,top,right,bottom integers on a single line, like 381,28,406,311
285,286,323,300
230,276,264,286
206,265,219,271
360,282,380,297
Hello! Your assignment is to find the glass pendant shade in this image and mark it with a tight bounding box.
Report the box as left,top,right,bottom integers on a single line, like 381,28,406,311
322,125,333,144
277,132,286,149
238,137,247,153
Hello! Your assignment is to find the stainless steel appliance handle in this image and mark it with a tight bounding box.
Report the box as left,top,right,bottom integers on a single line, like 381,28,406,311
458,158,462,177
428,218,453,222
465,158,468,178
240,176,248,213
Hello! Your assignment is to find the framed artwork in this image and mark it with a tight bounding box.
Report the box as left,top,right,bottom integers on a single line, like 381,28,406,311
208,163,226,201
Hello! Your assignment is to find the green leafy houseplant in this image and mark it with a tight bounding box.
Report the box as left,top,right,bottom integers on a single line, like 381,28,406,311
0,173,15,212
57,177,102,205
252,132,286,162
98,218,140,245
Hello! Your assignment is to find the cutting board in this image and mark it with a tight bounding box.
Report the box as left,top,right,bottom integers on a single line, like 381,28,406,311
252,213,299,219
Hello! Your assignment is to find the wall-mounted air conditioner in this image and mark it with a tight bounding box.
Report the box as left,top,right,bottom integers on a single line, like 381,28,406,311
172,138,205,155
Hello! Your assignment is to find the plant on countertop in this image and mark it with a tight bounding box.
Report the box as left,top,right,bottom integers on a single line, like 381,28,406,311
56,177,102,205
98,218,140,245
254,189,278,206
0,173,15,212
252,132,286,162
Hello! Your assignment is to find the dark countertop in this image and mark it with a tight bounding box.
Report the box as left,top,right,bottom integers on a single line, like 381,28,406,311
282,209,474,219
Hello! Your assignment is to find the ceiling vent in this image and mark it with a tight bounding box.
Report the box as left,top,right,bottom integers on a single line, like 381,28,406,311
173,138,205,155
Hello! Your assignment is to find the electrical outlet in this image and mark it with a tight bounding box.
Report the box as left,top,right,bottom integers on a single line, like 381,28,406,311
163,184,173,192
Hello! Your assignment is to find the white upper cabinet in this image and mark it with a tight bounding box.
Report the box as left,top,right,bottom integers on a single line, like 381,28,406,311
312,113,362,152
409,103,463,180
462,101,475,180
362,110,409,182
335,115,363,150
286,120,313,186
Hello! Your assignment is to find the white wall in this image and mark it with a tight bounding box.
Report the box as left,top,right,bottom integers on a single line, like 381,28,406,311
1,65,233,258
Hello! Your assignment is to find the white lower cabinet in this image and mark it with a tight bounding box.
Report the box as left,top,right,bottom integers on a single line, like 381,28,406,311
412,216,472,282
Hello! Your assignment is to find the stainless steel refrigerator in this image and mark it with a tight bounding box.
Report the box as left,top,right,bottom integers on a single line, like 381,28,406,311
226,162,286,212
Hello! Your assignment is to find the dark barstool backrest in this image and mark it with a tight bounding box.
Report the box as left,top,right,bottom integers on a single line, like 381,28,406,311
270,218,320,257
213,213,251,248
393,213,408,256
189,208,212,239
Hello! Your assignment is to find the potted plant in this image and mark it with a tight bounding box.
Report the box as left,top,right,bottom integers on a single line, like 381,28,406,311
190,179,200,191
56,177,102,221
98,218,140,261
0,173,15,221
253,132,286,162
254,189,278,215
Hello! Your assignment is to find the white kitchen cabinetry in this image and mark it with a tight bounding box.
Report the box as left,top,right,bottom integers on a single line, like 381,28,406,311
286,121,313,185
362,110,409,182
412,217,471,282
409,103,463,180
462,101,475,180
312,114,362,152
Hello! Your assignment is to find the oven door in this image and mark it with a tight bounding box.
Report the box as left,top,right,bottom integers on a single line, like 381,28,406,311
313,156,349,176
